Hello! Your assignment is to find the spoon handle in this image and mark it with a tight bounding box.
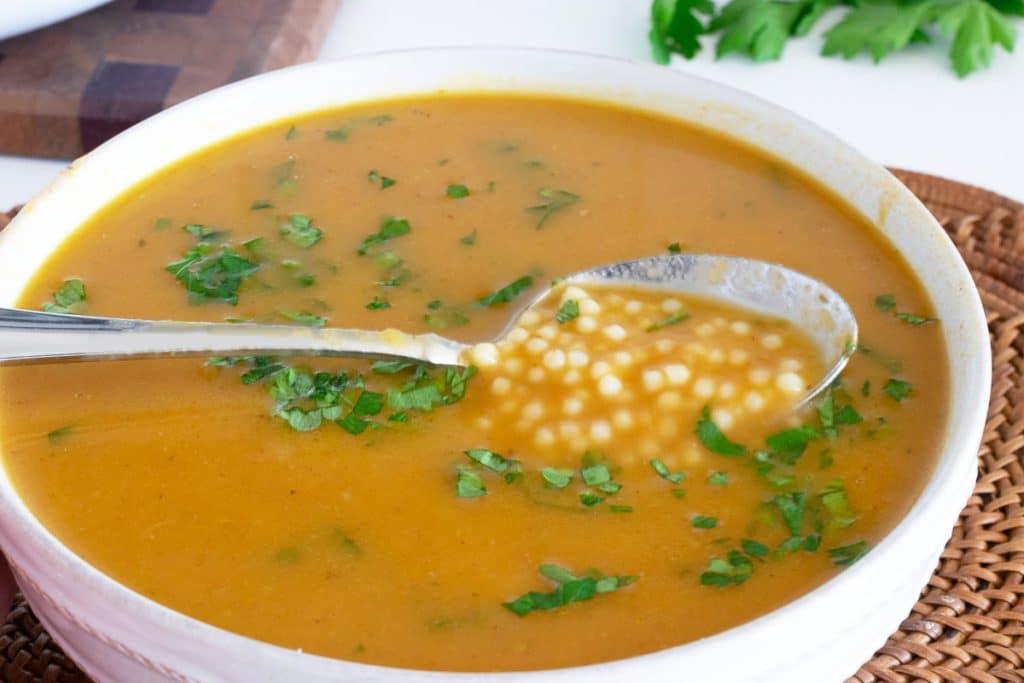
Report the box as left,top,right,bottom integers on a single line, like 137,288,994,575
0,307,470,367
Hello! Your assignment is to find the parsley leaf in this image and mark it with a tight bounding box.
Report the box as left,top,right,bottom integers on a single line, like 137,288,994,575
936,0,1016,77
526,188,580,228
280,214,322,249
765,426,818,463
650,458,685,483
555,299,580,323
503,565,637,616
366,296,391,310
43,278,87,313
456,467,487,498
895,311,939,326
368,170,396,189
647,311,689,332
165,245,260,305
773,491,806,537
541,467,574,489
47,426,73,445
696,406,747,456
707,471,729,486
874,293,896,311
279,311,327,327
691,515,719,529
822,0,936,63
478,275,534,307
357,217,411,255
460,230,477,246
667,241,682,254
447,184,470,199
883,378,913,401
711,0,814,61
828,540,870,566
650,0,715,62
700,548,754,587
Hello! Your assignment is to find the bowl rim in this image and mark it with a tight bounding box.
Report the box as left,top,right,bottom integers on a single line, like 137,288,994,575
0,46,992,681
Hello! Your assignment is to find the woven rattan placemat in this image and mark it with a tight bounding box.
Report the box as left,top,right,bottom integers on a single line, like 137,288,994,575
0,170,1021,683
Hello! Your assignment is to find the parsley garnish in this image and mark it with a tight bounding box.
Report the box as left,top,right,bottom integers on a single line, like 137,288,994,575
456,467,487,498
895,311,939,326
696,406,747,456
368,170,396,189
874,293,896,311
579,492,604,507
707,471,729,486
691,515,719,529
765,426,818,463
527,188,580,228
828,540,870,566
647,311,689,331
280,214,322,249
284,125,298,141
741,539,770,557
279,311,327,327
610,504,634,513
250,200,273,210
773,491,806,537
446,184,470,198
43,278,86,313
478,275,533,307
465,449,522,483
700,548,754,587
541,467,574,489
366,296,391,310
649,0,1020,77
581,463,622,494
650,458,685,483
503,565,637,616
820,479,858,529
667,242,682,254
460,230,477,246
47,426,73,445
166,245,260,305
555,299,580,323
357,216,410,255
883,378,913,401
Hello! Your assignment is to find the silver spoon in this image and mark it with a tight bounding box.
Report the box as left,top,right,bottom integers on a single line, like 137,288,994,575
0,255,857,404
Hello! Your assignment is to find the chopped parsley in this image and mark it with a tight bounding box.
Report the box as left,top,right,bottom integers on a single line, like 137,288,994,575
368,170,396,189
646,311,689,332
555,299,580,323
250,200,273,210
43,278,86,313
280,214,322,249
460,230,477,246
700,549,754,587
284,125,298,141
765,426,818,463
478,275,533,307
541,467,574,489
883,378,913,401
741,539,770,557
820,479,858,529
696,406,747,456
707,471,729,486
279,311,327,327
456,467,487,498
357,216,410,255
464,448,522,484
610,505,634,513
874,293,896,311
366,296,391,310
649,458,685,483
579,492,604,507
691,515,719,529
46,426,73,445
581,463,622,494
166,244,260,306
503,565,637,617
895,312,939,326
828,541,870,566
772,491,806,537
446,184,471,199
667,242,682,254
526,188,580,228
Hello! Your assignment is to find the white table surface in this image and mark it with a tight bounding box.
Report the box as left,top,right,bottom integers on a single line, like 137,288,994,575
0,0,1021,210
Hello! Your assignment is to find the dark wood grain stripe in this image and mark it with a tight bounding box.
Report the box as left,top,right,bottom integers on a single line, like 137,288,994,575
78,61,179,153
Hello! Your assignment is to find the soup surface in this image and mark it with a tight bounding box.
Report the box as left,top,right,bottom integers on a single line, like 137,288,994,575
0,95,947,671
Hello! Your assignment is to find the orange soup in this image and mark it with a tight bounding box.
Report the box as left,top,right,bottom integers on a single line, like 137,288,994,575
0,95,947,672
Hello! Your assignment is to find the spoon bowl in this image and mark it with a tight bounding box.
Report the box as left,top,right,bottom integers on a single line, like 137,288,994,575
0,254,856,405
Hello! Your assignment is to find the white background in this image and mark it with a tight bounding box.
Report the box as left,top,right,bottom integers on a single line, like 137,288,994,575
0,0,1021,209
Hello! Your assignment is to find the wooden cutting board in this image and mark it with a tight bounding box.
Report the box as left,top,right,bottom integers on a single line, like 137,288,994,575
0,0,340,159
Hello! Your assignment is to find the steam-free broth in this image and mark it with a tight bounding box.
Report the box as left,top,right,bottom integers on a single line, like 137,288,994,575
0,95,947,671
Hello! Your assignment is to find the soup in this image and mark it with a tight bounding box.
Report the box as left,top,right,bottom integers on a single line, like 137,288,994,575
0,95,947,672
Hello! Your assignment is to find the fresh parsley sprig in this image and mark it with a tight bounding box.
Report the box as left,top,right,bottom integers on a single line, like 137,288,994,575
649,0,1021,77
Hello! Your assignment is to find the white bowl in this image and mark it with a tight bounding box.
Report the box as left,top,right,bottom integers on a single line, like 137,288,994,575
0,48,990,683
